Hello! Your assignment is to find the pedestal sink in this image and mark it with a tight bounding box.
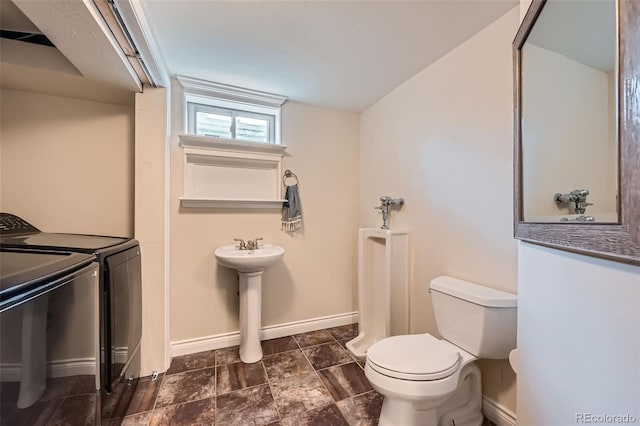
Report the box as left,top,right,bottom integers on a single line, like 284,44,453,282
215,244,285,363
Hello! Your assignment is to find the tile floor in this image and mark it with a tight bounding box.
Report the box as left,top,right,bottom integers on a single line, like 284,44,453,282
106,324,380,425
103,323,497,426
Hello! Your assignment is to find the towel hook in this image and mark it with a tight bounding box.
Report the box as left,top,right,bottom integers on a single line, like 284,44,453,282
282,169,299,186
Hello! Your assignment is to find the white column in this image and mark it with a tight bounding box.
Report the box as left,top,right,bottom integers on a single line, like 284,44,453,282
238,270,264,363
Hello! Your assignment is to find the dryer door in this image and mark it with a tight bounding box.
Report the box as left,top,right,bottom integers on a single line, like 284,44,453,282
104,245,142,390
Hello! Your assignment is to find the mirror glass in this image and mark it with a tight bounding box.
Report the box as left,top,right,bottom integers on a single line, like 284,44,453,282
521,0,618,223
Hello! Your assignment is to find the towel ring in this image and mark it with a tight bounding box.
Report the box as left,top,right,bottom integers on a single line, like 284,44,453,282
282,169,299,186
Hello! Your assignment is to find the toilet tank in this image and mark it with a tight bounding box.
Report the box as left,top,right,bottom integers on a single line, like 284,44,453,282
430,276,517,359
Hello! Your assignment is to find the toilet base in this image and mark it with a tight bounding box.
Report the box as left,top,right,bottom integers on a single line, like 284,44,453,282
378,398,438,426
375,363,483,426
437,364,483,426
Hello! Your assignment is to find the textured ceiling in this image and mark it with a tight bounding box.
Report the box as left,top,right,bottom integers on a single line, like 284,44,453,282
143,0,517,112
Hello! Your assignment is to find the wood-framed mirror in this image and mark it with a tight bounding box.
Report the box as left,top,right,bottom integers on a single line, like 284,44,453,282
514,0,640,265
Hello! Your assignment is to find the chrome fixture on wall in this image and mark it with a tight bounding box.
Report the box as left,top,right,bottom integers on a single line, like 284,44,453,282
560,215,595,222
375,196,405,229
554,189,593,214
234,237,263,250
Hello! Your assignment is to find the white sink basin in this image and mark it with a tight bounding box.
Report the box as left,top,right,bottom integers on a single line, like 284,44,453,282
215,242,285,362
215,244,285,272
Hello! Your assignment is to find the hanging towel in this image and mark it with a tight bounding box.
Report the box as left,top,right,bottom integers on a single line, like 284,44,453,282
282,184,303,232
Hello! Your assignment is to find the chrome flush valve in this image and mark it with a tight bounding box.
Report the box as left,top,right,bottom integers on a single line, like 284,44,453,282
375,196,405,229
554,189,593,214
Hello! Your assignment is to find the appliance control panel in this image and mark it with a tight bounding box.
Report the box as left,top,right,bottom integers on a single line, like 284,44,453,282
0,213,40,236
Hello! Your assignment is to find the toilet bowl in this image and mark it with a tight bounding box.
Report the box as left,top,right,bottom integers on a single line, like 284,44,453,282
364,276,517,426
365,334,482,426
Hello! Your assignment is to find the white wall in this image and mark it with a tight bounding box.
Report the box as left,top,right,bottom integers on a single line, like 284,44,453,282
135,87,171,375
517,1,640,424
169,80,360,347
359,7,519,413
521,44,616,218
517,243,640,425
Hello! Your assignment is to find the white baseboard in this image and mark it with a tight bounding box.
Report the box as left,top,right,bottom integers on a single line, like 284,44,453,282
113,347,129,364
171,311,358,358
483,396,516,426
0,358,97,382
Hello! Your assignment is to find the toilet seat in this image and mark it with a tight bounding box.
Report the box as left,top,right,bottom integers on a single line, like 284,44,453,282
367,334,461,381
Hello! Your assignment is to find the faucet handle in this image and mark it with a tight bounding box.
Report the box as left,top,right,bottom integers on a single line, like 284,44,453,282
233,238,246,250
246,237,263,250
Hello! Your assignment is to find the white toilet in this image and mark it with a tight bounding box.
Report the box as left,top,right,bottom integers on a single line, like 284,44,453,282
364,276,517,426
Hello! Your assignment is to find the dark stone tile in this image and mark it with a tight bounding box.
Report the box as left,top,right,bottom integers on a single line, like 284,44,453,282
48,393,96,425
217,361,267,395
262,336,298,356
1,398,62,426
40,376,77,401
263,350,314,381
166,350,215,375
149,397,215,425
281,403,348,426
216,384,279,425
317,362,373,402
103,411,152,426
0,402,18,422
155,368,215,408
294,330,334,348
483,417,497,426
269,372,333,418
102,380,133,419
302,342,352,370
326,324,358,341
216,346,241,365
336,391,383,425
70,375,97,396
125,376,164,416
103,375,163,419
0,382,20,404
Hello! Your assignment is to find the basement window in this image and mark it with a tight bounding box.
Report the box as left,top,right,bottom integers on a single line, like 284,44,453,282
177,76,289,208
187,101,275,144
178,76,287,145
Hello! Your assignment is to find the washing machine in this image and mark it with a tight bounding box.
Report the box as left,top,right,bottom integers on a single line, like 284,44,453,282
0,213,142,394
0,247,101,424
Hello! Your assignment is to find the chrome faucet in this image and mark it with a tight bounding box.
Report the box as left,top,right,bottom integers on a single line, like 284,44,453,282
235,238,263,250
554,189,593,214
375,196,405,229
234,238,247,250
246,238,263,250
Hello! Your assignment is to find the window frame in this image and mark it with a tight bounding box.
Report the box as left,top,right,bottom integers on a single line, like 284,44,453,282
177,76,287,145
187,100,276,144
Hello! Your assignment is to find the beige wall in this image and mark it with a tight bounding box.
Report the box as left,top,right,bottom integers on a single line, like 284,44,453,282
359,7,519,414
0,89,134,236
169,80,360,343
521,43,616,218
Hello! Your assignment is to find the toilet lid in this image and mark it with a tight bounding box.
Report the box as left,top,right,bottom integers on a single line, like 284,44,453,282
367,334,461,381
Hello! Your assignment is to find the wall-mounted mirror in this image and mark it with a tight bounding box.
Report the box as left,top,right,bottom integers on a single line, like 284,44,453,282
514,0,640,264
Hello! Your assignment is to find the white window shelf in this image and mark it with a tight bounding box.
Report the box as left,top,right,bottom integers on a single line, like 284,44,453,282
179,134,288,209
178,197,287,209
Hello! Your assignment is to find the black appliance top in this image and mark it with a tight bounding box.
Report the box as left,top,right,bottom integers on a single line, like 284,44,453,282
0,249,96,307
0,213,135,255
1,233,131,251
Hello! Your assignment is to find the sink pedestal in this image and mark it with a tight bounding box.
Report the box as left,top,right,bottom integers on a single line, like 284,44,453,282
238,270,263,363
214,243,285,364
